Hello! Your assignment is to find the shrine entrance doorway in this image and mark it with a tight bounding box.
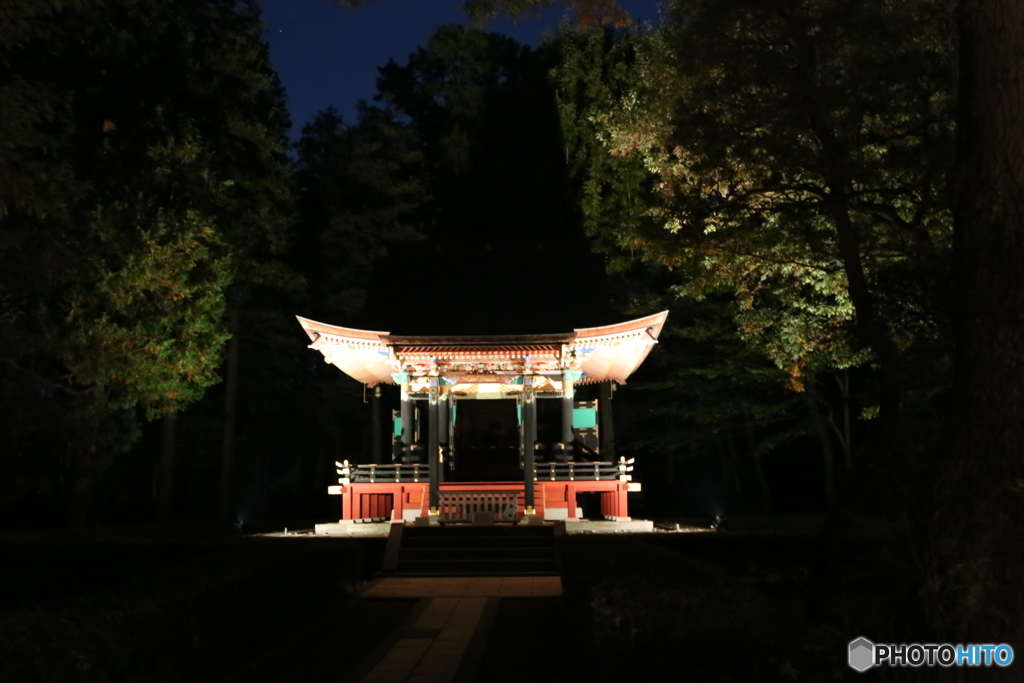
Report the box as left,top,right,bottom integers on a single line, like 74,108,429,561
449,398,521,482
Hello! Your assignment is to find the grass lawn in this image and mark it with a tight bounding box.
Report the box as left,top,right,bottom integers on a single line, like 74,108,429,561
0,527,386,682
0,521,921,682
558,527,922,682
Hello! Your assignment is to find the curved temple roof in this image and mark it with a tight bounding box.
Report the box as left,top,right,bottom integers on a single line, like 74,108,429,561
296,311,668,389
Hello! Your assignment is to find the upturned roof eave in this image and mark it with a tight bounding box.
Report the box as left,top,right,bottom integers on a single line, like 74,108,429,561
296,311,669,386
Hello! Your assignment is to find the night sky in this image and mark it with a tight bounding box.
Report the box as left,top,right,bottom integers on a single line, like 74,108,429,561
260,0,664,139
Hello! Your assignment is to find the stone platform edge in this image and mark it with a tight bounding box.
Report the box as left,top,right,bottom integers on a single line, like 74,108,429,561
313,519,654,536
562,519,653,533
315,521,392,536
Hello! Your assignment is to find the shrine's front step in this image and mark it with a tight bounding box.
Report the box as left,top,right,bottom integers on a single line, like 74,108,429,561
404,524,553,537
401,526,553,549
391,524,558,576
396,558,558,575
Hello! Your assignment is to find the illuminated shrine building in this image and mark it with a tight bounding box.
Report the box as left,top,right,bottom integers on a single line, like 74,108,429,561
297,310,667,524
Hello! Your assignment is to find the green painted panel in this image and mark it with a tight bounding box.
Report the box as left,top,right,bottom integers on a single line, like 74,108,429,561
393,416,402,436
573,408,597,429
517,403,522,425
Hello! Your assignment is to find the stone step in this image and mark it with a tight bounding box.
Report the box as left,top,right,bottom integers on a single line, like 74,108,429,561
402,525,553,538
401,540,561,548
391,523,559,577
401,546,555,560
395,558,558,576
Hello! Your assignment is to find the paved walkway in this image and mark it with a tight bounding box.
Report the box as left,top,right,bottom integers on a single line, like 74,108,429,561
349,577,564,683
362,576,562,599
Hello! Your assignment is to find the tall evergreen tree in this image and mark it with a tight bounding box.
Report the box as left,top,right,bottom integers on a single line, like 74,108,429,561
925,0,1024,656
0,0,293,522
294,106,426,317
552,26,665,272
373,25,576,242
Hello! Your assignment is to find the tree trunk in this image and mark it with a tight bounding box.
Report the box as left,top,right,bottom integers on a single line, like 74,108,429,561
728,433,741,493
813,414,836,512
826,191,903,457
718,438,729,494
731,428,769,514
69,446,98,527
664,445,674,487
68,418,102,527
804,72,904,455
158,413,177,523
714,433,736,494
926,0,1024,655
751,451,770,515
220,311,240,521
833,371,853,471
744,423,770,514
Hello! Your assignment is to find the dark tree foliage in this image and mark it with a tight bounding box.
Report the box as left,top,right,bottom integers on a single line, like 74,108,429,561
372,25,577,243
553,22,873,514
552,26,666,273
330,0,633,27
543,0,1024,655
293,107,426,317
292,26,586,333
0,0,293,523
554,2,955,494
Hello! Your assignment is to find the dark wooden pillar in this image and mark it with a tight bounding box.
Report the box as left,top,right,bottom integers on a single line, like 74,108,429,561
438,392,449,448
399,373,414,464
599,381,616,460
428,381,440,514
447,394,456,471
523,380,537,512
371,385,382,463
561,369,575,461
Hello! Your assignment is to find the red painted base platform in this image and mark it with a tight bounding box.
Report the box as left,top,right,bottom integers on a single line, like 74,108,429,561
337,480,631,523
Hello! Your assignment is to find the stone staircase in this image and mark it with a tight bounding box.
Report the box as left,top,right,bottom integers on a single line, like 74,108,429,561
386,524,558,576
